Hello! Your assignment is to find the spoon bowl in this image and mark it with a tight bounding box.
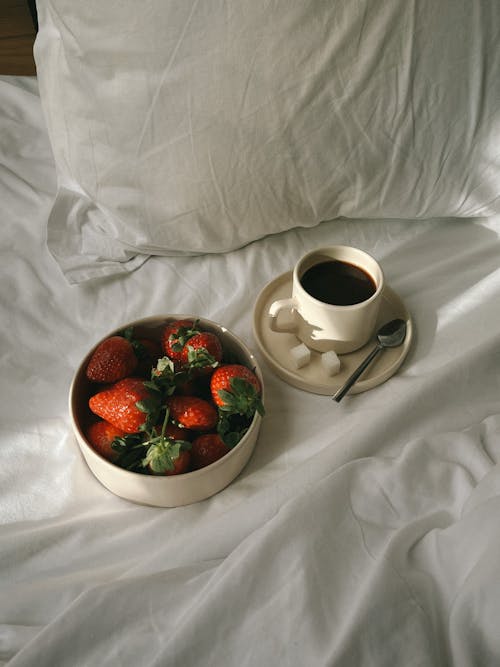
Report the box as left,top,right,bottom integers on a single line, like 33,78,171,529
375,318,407,348
333,318,407,402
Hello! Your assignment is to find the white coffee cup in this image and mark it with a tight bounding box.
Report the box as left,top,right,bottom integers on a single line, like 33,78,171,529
268,245,385,354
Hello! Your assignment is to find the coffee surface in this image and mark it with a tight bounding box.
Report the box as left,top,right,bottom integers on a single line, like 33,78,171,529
300,260,376,306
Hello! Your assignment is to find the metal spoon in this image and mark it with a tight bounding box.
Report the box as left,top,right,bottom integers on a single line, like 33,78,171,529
332,318,407,402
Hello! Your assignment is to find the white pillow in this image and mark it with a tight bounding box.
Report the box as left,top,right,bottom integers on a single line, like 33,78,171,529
35,0,500,283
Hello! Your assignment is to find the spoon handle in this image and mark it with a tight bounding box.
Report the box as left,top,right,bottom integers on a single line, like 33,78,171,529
332,343,383,402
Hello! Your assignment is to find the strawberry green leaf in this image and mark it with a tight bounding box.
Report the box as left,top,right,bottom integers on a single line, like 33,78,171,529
143,440,180,473
142,438,191,473
130,339,150,361
169,321,200,351
149,356,177,395
185,345,218,370
142,380,162,393
156,356,175,373
217,412,251,448
112,433,149,472
120,326,135,341
217,377,265,418
136,397,161,414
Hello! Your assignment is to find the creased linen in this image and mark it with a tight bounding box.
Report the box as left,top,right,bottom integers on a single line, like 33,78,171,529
2,75,500,666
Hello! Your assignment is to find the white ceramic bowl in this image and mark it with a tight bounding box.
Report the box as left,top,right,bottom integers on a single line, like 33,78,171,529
69,315,263,507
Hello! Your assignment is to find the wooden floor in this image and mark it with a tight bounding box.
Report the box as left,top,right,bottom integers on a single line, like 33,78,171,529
0,0,37,76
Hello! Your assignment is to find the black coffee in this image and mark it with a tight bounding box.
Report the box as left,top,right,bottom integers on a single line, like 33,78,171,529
300,260,376,306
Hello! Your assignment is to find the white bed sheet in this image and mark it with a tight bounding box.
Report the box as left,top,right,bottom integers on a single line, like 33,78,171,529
2,75,500,666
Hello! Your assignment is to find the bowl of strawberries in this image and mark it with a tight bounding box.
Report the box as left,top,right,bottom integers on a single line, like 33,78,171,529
69,315,265,507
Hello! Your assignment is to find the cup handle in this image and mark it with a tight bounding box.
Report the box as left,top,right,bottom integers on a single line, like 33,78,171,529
268,298,297,333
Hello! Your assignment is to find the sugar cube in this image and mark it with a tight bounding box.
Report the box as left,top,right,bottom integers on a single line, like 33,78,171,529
290,343,311,369
321,350,341,376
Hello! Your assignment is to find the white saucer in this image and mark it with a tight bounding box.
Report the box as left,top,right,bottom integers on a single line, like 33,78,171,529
252,271,413,396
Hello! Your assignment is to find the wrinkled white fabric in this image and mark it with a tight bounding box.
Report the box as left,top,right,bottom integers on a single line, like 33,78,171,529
33,0,500,282
2,76,500,666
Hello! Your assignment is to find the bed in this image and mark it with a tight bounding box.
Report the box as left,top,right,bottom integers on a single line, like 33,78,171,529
2,1,500,665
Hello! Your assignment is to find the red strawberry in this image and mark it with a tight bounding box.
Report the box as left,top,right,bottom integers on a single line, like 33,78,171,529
181,332,223,374
166,395,218,431
161,319,199,363
191,433,230,469
86,336,138,383
85,420,126,461
89,378,159,433
210,364,264,417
